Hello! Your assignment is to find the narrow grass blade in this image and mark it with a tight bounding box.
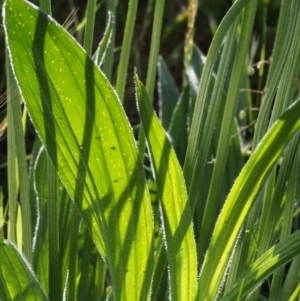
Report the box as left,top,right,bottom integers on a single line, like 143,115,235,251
137,0,165,162
116,0,139,102
183,0,251,190
145,0,165,100
197,98,300,300
220,230,300,301
157,56,179,130
0,239,48,301
6,48,32,261
135,73,197,301
269,134,300,300
102,0,116,80
6,51,18,243
197,0,257,267
93,11,113,67
47,157,62,301
3,0,154,299
168,86,189,166
32,146,49,294
83,0,97,56
67,204,81,301
277,255,300,300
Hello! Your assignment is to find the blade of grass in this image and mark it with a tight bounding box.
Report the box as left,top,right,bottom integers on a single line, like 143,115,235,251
168,86,189,166
77,229,94,300
220,230,300,301
252,0,299,146
115,0,139,102
39,0,51,14
277,255,300,300
94,254,106,300
183,0,251,192
197,98,300,300
144,0,165,101
247,6,300,299
6,50,18,244
32,146,49,294
58,189,73,294
183,0,198,78
93,11,113,67
269,134,300,300
158,56,179,130
197,0,257,266
103,0,116,81
83,0,97,56
234,0,300,284
137,0,165,158
67,203,80,301
6,51,32,262
47,156,62,301
188,15,239,259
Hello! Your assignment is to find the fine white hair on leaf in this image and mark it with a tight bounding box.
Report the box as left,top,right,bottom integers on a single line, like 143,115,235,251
32,145,46,252
93,11,114,68
4,239,43,285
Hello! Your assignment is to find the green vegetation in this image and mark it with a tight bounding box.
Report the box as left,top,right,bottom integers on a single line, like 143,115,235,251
0,0,300,300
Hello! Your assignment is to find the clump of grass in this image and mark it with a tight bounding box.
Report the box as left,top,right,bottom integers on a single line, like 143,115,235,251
0,0,300,300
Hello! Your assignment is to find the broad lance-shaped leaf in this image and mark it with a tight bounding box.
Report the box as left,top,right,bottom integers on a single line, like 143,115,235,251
4,0,154,300
135,73,197,301
197,98,300,300
0,239,48,301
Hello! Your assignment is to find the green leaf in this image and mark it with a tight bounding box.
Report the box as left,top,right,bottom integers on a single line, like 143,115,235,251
135,73,197,301
157,56,179,130
4,0,154,299
220,230,300,301
168,86,189,166
197,98,300,300
184,0,251,191
32,147,49,294
93,11,114,67
0,239,48,301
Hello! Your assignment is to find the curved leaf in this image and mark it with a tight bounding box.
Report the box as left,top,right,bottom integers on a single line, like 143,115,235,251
0,239,48,301
135,73,197,301
93,10,113,67
157,56,179,130
198,99,300,300
220,230,300,301
3,0,154,299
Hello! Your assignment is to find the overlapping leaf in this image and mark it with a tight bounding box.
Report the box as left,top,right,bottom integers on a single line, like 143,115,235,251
198,99,300,300
0,239,48,301
135,74,197,301
3,0,154,299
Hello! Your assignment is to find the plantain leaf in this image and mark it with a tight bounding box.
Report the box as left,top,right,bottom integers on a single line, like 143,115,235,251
3,0,154,299
197,98,300,300
135,73,197,301
0,239,48,301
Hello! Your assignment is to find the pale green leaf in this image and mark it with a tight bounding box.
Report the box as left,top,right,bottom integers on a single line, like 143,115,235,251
4,0,154,299
135,73,197,301
220,230,300,301
0,239,48,301
198,99,300,300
